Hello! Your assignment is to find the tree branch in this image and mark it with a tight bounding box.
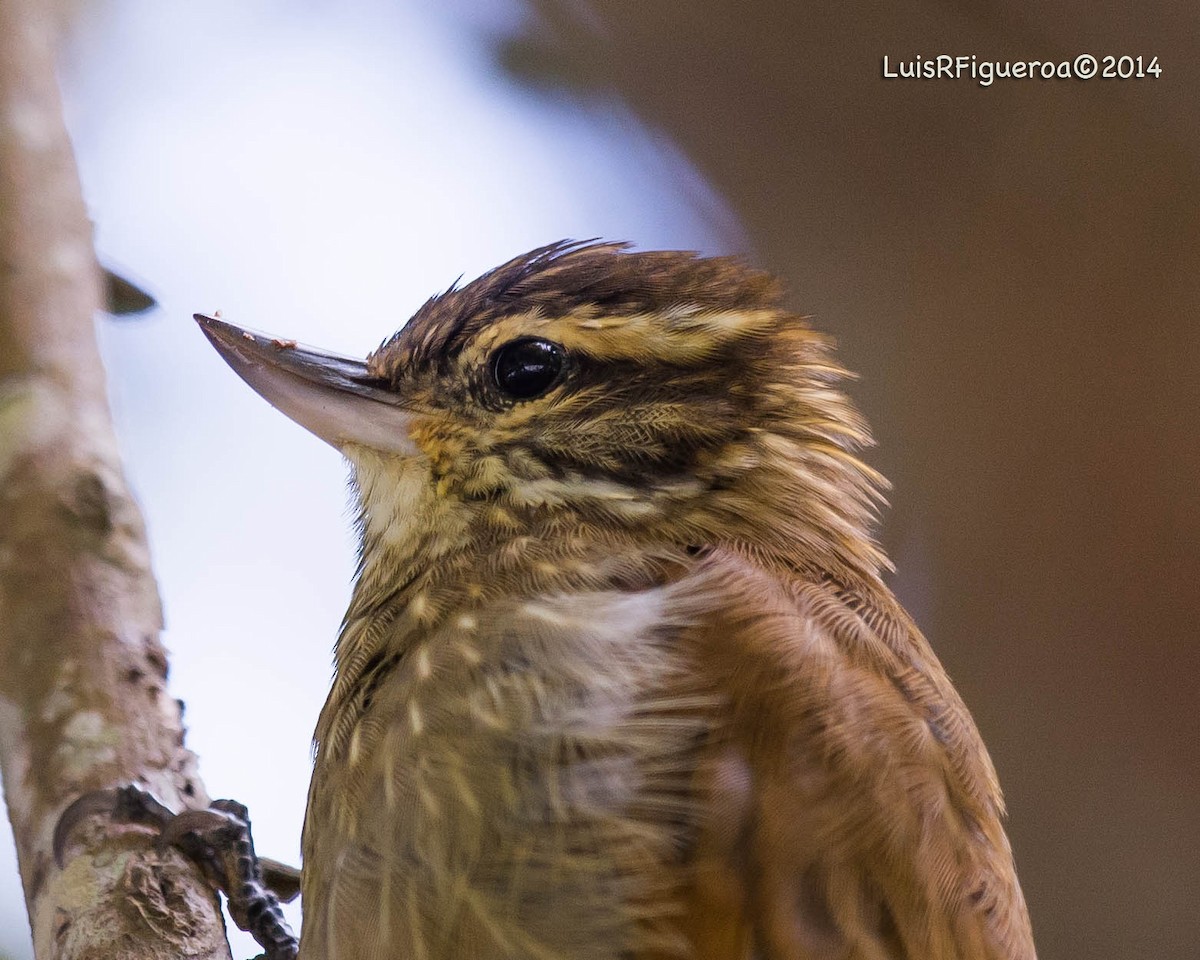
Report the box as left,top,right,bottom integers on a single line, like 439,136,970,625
0,2,233,956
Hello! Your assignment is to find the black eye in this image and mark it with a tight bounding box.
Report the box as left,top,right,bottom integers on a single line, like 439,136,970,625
491,338,565,400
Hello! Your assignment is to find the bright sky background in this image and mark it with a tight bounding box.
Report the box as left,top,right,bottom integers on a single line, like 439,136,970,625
0,1,744,955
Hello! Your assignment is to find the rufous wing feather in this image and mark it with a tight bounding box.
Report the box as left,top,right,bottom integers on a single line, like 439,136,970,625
669,550,1035,960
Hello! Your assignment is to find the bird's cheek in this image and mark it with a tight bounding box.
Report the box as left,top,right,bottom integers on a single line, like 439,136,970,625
406,418,470,476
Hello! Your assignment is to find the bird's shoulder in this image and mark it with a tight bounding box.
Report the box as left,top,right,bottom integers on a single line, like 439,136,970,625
657,548,1036,960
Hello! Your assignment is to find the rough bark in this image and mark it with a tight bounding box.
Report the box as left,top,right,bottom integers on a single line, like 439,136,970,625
0,1,232,957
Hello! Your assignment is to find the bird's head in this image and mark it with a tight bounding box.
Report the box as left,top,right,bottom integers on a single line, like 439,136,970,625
197,241,888,585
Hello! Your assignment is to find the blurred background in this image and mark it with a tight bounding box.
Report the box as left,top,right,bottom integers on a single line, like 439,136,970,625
1,1,1196,957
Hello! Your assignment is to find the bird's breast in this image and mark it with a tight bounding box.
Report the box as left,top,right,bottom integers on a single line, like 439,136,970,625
300,584,712,960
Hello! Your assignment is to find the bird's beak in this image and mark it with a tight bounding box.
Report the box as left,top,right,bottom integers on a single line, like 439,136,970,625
194,313,419,455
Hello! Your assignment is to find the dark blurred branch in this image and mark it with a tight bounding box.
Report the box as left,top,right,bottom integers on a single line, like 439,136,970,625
101,266,157,317
0,1,230,956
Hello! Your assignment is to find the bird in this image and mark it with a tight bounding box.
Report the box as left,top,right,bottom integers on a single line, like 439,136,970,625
195,240,1036,960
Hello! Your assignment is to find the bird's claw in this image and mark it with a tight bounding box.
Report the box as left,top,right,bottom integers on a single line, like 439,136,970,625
53,784,175,867
160,798,298,959
53,785,299,960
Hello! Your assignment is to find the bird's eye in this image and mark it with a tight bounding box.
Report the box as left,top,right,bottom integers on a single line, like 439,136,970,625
491,338,565,400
